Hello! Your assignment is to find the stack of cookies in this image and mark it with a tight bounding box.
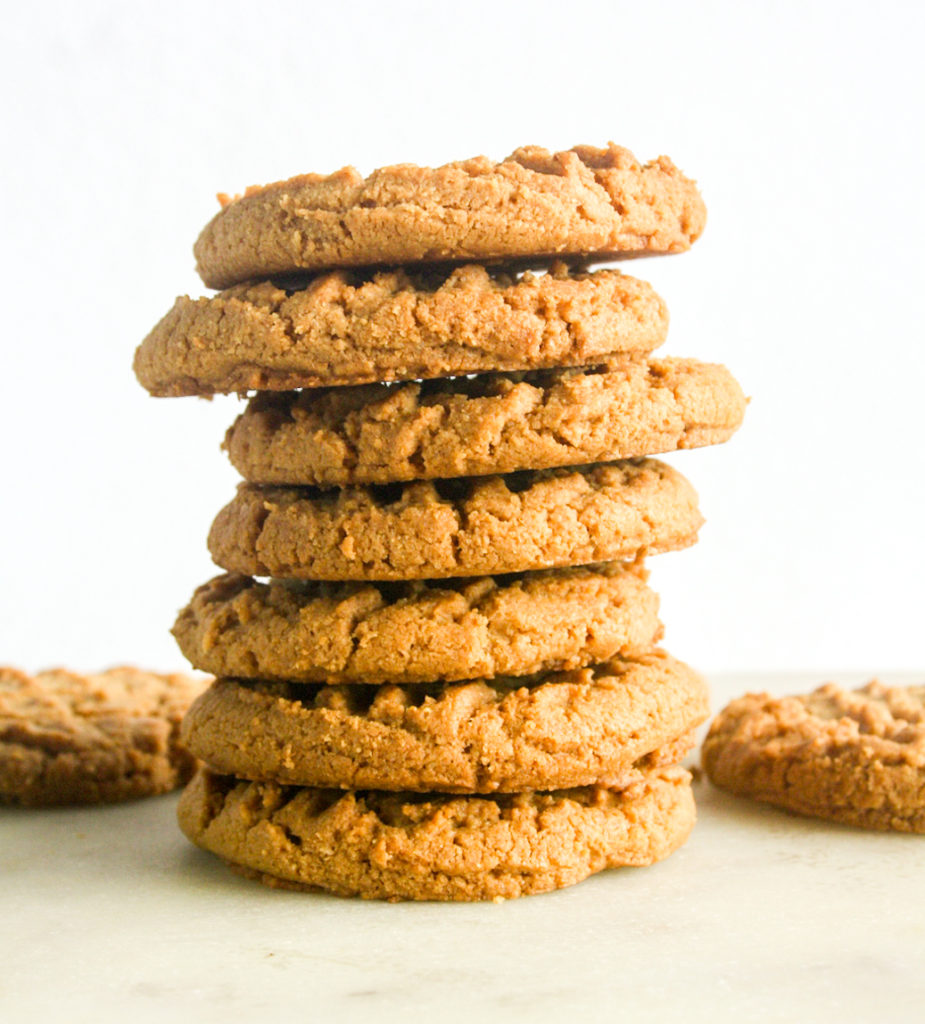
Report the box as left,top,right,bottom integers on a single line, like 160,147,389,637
134,143,746,900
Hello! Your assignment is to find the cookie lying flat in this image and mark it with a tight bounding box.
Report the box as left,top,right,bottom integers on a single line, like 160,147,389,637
134,264,668,397
702,681,925,832
178,764,695,901
173,562,661,685
207,459,702,581
181,650,706,793
224,357,746,487
0,666,206,806
193,143,706,288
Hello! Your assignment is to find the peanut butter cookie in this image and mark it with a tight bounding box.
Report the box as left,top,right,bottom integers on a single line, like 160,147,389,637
180,650,706,793
177,764,695,900
702,681,925,832
173,562,661,684
193,143,706,288
0,666,206,806
207,459,702,581
224,357,746,486
134,264,668,396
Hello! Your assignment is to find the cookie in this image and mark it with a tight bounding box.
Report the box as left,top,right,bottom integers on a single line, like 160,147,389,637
224,357,746,487
702,681,925,832
0,666,206,806
134,264,668,397
193,143,706,288
177,764,695,900
173,562,661,684
207,459,702,581
180,649,706,793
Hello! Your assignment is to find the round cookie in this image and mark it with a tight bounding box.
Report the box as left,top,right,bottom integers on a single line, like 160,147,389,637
177,764,695,901
0,666,206,806
180,650,707,793
702,681,925,832
134,264,668,397
207,459,703,581
224,357,747,487
173,562,661,684
193,143,706,288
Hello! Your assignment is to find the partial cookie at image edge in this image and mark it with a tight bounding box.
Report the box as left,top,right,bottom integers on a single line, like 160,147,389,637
0,666,207,806
702,681,925,832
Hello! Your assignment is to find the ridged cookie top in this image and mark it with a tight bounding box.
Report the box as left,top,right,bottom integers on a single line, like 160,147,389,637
224,357,747,486
173,562,662,684
178,764,695,900
180,649,707,793
193,143,706,287
207,459,703,581
134,264,668,397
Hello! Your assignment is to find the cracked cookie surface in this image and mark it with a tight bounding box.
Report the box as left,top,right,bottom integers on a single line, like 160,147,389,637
173,562,661,684
134,264,668,396
193,143,706,288
0,666,206,805
177,764,695,900
207,459,702,581
181,650,706,792
224,357,746,486
702,681,925,832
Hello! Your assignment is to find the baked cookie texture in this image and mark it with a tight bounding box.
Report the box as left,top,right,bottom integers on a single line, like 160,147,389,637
177,764,695,901
134,264,669,397
134,140,732,899
0,666,205,806
181,650,707,792
702,681,925,832
173,562,662,685
223,358,746,486
207,460,703,581
193,143,706,288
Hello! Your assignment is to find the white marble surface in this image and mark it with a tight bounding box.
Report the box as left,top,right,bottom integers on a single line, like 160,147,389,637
3,672,923,1024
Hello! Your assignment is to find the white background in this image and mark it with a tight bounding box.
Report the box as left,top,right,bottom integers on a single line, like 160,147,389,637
1,0,922,676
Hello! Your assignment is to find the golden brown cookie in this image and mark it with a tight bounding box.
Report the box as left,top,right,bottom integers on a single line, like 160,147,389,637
180,650,706,793
702,681,925,832
173,562,661,684
0,666,206,806
177,764,695,900
134,264,669,397
207,459,702,581
193,143,706,288
224,357,746,487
